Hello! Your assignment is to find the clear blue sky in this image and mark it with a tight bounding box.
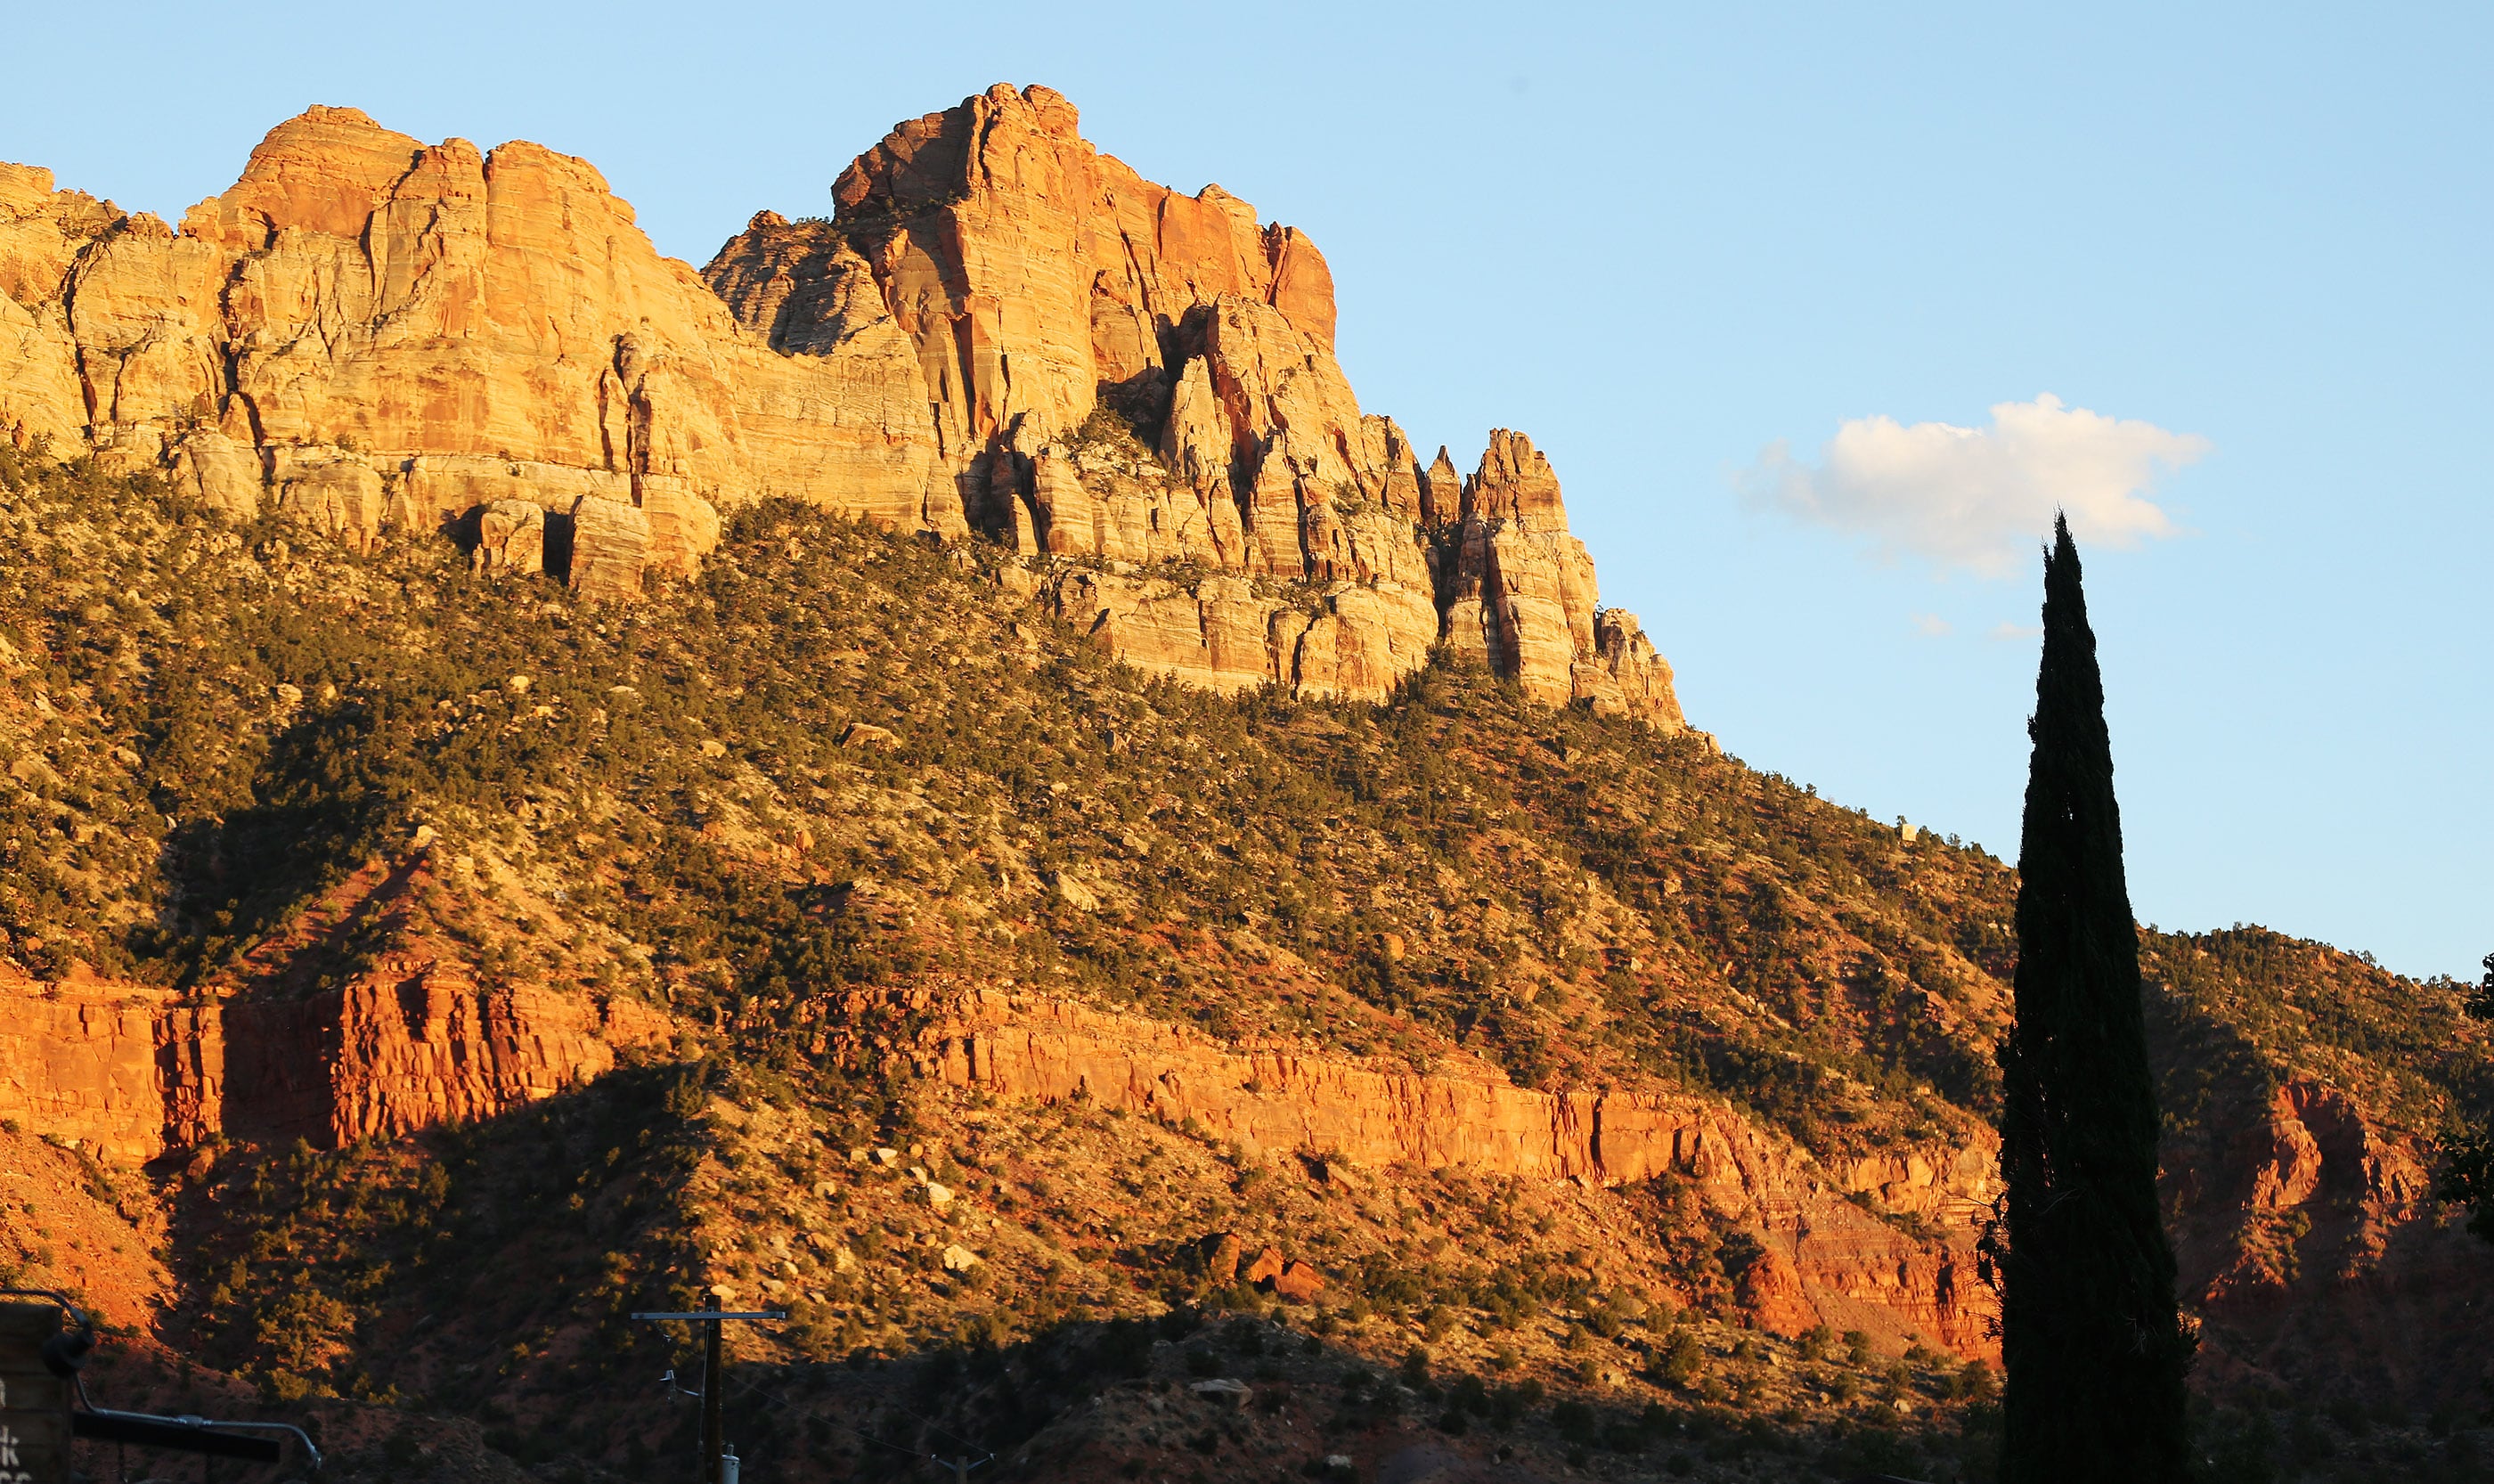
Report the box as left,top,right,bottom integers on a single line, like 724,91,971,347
5,3,2484,978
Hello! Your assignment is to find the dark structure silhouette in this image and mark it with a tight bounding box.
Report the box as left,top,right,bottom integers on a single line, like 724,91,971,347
1994,517,2191,1482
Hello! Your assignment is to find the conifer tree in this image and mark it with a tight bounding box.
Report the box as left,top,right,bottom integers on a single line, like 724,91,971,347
1995,516,2191,1481
2433,953,2494,1239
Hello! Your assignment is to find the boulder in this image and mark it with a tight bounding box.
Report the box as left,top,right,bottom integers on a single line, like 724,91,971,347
640,478,721,580
568,494,648,601
274,452,388,552
1198,1231,1243,1284
169,432,264,518
474,499,545,577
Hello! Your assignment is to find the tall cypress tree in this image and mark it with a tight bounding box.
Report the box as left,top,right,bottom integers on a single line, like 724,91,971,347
1996,516,2191,1481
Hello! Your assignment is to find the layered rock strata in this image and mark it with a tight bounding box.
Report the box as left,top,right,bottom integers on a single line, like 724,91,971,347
869,986,1997,1358
0,108,936,600
0,961,664,1159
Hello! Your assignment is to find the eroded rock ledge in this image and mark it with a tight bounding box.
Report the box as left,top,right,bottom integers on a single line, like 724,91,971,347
860,986,1998,1358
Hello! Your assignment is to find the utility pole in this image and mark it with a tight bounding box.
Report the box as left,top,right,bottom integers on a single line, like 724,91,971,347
938,1452,990,1484
701,1294,724,1484
632,1295,786,1484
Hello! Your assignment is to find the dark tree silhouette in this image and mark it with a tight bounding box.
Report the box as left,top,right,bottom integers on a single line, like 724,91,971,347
1993,516,2191,1482
2434,953,2494,1238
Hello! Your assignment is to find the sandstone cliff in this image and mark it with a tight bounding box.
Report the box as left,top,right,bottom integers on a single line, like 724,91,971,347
885,986,1994,1357
705,85,1682,723
0,86,1683,726
0,106,940,596
0,856,669,1160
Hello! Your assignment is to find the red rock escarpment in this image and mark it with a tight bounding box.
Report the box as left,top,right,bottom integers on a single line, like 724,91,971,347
0,961,666,1158
866,986,1997,1357
2168,1076,2493,1408
0,966,206,1162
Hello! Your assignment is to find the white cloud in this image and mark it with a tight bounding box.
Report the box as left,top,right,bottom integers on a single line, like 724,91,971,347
1989,621,2041,641
1910,613,1952,637
1743,394,2208,577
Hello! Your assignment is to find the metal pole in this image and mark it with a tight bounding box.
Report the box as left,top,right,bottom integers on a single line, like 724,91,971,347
700,1293,725,1484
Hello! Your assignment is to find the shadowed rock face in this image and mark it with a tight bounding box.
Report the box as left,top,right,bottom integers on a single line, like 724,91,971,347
0,860,672,1158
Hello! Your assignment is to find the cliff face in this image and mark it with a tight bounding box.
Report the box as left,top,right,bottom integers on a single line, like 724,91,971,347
706,85,1683,723
0,86,1682,724
0,946,665,1161
1,107,936,596
888,986,1996,1357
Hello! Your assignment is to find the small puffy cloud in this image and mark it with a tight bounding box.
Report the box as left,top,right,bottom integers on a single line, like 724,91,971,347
1744,394,2208,577
1910,613,1952,637
1989,621,2041,641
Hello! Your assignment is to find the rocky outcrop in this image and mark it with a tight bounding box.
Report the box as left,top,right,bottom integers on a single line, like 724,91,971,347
220,971,672,1146
0,967,200,1162
0,105,939,583
864,985,1996,1358
1430,431,1681,728
0,958,667,1159
567,494,653,602
472,498,547,576
2,89,1688,728
705,86,1685,723
2164,1074,2487,1409
1043,567,1440,701
710,84,1339,463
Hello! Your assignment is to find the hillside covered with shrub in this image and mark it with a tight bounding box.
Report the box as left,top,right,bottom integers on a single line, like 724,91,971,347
3,447,2490,1483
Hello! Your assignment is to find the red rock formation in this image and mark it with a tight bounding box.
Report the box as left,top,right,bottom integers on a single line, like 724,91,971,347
2163,1074,2487,1409
0,949,666,1159
868,986,1996,1357
706,87,1685,725
1430,432,1684,728
221,974,671,1147
0,966,191,1162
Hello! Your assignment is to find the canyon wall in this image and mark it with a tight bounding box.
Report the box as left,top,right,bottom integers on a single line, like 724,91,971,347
0,87,1683,726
